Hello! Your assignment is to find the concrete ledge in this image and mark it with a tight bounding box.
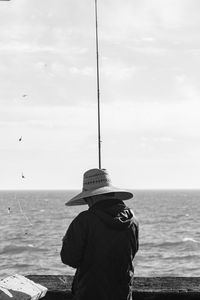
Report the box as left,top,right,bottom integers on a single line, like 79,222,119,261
27,275,200,300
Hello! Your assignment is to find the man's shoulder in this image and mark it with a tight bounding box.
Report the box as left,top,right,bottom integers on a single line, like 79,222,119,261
75,210,89,219
72,209,98,226
72,210,91,223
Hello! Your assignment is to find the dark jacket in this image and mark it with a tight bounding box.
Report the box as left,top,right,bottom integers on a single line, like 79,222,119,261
60,199,139,300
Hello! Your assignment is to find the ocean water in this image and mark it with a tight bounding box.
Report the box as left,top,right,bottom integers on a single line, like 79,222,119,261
0,189,200,279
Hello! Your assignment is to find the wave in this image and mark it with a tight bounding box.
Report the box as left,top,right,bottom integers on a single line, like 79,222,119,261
163,253,200,261
182,237,200,243
141,237,200,248
0,244,47,255
12,263,33,269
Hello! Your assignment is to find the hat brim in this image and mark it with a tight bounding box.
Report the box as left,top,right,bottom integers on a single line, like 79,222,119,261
65,186,133,206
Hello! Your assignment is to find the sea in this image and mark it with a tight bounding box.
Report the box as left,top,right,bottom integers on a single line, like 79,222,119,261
0,189,200,279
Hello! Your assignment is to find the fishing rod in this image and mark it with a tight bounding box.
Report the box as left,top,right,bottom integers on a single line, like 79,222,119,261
94,0,102,169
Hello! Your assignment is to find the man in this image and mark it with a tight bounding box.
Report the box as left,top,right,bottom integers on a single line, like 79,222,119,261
60,168,139,300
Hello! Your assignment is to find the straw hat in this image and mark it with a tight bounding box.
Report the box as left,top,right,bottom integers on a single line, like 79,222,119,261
65,168,133,206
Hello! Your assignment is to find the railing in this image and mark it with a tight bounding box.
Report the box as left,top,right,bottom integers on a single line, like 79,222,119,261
27,275,200,300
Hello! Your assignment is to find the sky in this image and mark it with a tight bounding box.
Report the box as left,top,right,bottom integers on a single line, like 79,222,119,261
0,0,200,190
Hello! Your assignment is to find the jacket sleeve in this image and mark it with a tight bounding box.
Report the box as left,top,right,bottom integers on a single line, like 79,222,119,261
60,212,88,269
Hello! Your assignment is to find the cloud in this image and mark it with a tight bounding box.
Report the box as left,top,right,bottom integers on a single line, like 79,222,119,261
0,104,97,130
141,0,189,27
99,0,200,51
2,94,200,140
102,60,136,81
69,66,94,76
0,38,88,55
101,97,200,140
174,74,200,101
127,45,169,55
140,136,174,143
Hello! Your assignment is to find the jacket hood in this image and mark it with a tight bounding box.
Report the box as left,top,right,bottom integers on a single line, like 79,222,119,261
89,199,137,230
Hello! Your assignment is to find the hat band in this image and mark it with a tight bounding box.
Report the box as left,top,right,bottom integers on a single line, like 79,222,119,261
83,178,111,192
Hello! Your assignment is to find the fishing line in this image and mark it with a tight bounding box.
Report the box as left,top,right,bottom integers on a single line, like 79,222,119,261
15,193,33,227
16,95,33,229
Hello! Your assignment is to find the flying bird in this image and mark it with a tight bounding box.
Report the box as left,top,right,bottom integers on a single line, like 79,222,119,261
19,136,22,142
22,173,25,179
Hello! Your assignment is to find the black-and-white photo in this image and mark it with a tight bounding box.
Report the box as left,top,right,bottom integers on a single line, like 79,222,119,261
0,1,200,299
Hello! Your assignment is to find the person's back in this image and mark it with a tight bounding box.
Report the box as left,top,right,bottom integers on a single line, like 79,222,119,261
60,168,139,300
